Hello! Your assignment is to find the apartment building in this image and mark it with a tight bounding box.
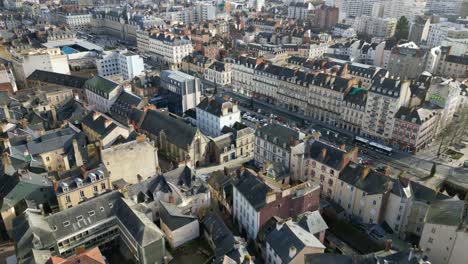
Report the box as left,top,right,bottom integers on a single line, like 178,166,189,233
137,31,193,68
387,42,427,79
313,5,339,30
436,54,468,78
333,163,391,225
353,16,397,39
426,22,468,48
12,191,169,264
290,138,358,197
233,170,320,240
426,0,463,16
231,56,261,96
204,61,232,86
96,50,144,81
55,165,112,210
339,87,367,134
196,96,241,137
288,1,312,21
362,78,411,142
10,48,69,88
391,106,441,153
81,111,130,149
340,0,377,18
84,76,123,113
255,123,305,170
55,10,92,31
159,70,202,116
425,78,462,132
419,199,467,264
0,63,17,93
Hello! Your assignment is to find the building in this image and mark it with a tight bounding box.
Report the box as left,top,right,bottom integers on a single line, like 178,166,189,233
81,111,130,149
0,63,17,94
426,0,463,16
130,108,209,167
384,177,448,240
12,191,170,264
290,139,359,197
47,247,106,264
10,48,70,89
204,61,232,86
340,0,378,18
353,16,397,39
196,96,241,137
436,54,468,78
233,170,320,240
313,5,339,30
333,163,391,224
426,22,468,48
109,91,146,125
27,70,88,102
54,164,112,210
340,87,367,134
100,136,160,184
231,56,262,96
391,106,441,153
288,1,312,21
55,10,92,31
96,50,144,81
362,78,411,142
419,199,467,264
254,123,305,170
159,201,199,249
409,16,431,45
387,42,427,79
84,76,122,113
159,70,202,116
136,31,193,68
264,219,325,264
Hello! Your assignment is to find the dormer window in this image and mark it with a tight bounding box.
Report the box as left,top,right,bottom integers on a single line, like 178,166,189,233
63,221,70,227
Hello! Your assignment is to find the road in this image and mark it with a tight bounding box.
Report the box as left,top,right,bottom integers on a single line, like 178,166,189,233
219,87,467,190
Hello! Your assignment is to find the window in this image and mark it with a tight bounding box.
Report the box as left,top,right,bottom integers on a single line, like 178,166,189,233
93,186,98,193
65,195,71,203
76,215,84,221
63,221,70,227
372,200,376,205
101,183,106,190
79,190,85,198
428,237,433,244
431,228,436,233
88,210,95,216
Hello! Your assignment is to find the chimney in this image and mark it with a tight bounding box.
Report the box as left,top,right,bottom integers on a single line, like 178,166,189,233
275,221,284,231
93,111,100,120
38,204,45,216
289,246,297,259
136,134,146,142
313,131,320,141
361,166,371,180
384,239,392,252
73,139,84,167
104,119,112,128
339,143,346,150
320,148,327,161
51,105,57,124
384,164,391,177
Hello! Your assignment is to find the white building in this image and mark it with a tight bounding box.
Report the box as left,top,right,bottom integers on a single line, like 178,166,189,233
137,31,193,68
55,10,92,31
362,78,411,142
308,43,329,59
426,22,468,49
204,61,232,86
84,76,123,113
419,199,467,264
372,0,426,22
96,50,144,81
425,78,462,132
340,0,377,18
426,0,463,15
159,201,199,249
353,16,397,39
288,1,312,21
194,1,217,22
159,70,202,115
10,48,69,89
196,96,241,137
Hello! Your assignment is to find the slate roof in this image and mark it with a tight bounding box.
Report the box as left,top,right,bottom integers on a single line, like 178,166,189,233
445,55,468,65
395,106,440,125
209,61,227,72
344,88,367,107
109,91,143,124
26,127,77,155
265,221,324,263
305,140,346,170
425,199,467,227
84,76,119,97
339,163,389,194
159,201,197,231
27,70,87,89
255,123,301,151
197,96,232,117
202,212,235,258
234,170,271,211
136,109,199,149
82,112,118,138
305,253,375,264
297,211,328,235
369,78,404,98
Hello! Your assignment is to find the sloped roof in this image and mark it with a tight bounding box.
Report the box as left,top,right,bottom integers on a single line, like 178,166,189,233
234,170,271,211
305,140,346,170
339,163,389,194
27,70,87,89
159,201,197,231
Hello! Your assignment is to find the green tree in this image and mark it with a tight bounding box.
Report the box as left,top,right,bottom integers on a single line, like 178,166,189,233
394,16,410,41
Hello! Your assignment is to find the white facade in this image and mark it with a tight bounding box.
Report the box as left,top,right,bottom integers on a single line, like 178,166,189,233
426,22,468,49
308,43,328,59
196,98,241,137
426,0,463,15
232,185,260,240
56,11,92,31
96,50,144,80
160,217,199,249
353,16,397,39
340,0,377,18
137,31,193,67
204,62,232,86
372,0,426,22
426,79,462,133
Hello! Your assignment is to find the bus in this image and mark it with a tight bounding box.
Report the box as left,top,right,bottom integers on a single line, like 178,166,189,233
369,142,393,156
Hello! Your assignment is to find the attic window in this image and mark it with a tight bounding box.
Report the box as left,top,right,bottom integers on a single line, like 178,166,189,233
88,210,95,216
109,203,113,208
100,207,105,212
76,215,84,221
52,225,57,231
63,221,70,227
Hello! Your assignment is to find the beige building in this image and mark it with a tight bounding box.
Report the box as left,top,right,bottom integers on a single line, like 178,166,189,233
291,139,358,197
100,136,160,184
333,163,391,224
81,111,130,149
43,87,74,106
55,165,112,210
419,199,467,264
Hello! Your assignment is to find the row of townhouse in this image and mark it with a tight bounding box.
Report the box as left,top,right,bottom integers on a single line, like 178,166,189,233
231,55,466,148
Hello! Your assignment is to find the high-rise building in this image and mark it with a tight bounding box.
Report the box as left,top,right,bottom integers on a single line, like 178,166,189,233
426,0,463,16
96,50,145,81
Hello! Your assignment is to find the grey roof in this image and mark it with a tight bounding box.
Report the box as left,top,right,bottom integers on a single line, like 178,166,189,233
82,111,118,138
27,70,87,89
197,96,232,117
84,76,119,98
255,123,301,151
209,61,227,72
202,212,235,258
305,140,346,170
305,253,375,264
369,78,405,98
26,127,77,155
234,170,271,211
136,109,199,149
339,163,389,194
425,199,467,227
395,106,440,125
297,211,328,235
110,91,144,124
265,221,324,263
159,201,197,231
391,178,448,202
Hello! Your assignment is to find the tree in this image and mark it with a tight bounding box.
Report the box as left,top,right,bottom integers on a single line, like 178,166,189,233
394,16,410,41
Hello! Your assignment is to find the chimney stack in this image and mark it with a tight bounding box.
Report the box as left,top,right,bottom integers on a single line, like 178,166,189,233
384,239,392,252
320,148,327,161
339,143,346,150
289,246,297,258
361,166,371,180
104,118,112,128
73,139,84,167
93,111,100,120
